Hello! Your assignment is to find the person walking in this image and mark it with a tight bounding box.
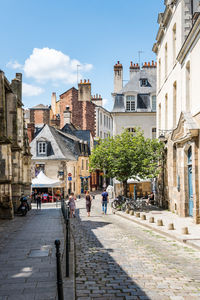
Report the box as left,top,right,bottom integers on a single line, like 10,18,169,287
36,193,42,210
85,191,92,217
68,193,76,218
101,188,109,215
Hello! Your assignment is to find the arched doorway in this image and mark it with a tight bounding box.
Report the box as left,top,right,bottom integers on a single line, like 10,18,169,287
188,146,193,216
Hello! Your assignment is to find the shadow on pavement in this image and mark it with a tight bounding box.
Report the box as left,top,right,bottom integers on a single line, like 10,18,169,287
71,209,150,299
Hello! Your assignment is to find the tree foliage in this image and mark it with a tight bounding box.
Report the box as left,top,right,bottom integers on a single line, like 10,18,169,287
89,128,163,186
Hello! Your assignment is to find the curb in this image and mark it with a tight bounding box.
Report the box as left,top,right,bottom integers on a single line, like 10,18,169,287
115,211,200,251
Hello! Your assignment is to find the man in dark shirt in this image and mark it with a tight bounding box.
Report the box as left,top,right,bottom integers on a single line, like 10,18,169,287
101,188,109,215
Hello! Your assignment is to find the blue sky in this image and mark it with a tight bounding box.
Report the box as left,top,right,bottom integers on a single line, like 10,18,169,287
0,0,165,111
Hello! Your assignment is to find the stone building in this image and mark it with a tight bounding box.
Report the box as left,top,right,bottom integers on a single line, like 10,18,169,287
111,61,157,138
153,0,200,223
0,71,31,219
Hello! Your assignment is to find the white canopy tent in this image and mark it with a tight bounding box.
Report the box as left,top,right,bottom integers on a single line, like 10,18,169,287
32,171,61,188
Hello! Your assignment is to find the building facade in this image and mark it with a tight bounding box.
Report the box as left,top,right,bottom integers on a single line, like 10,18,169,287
111,61,157,138
30,122,90,196
0,71,31,219
153,0,200,223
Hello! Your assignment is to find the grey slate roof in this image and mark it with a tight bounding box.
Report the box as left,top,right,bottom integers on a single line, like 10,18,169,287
30,124,79,160
120,69,156,94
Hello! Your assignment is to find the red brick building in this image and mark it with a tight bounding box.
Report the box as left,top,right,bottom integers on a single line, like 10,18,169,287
54,80,96,137
30,104,50,126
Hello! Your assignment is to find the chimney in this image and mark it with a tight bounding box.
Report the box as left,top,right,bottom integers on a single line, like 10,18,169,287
63,106,71,125
11,73,22,103
130,61,140,79
27,122,35,143
114,61,123,93
51,92,57,115
78,79,91,101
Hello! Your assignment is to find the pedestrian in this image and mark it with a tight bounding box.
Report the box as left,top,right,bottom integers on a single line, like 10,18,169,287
68,192,76,218
85,191,92,217
101,188,109,215
36,193,42,209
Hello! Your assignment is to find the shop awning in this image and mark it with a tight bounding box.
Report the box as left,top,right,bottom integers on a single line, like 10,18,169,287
32,171,61,188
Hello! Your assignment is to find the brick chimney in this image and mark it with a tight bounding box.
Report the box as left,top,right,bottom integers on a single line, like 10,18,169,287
27,123,35,143
114,61,123,93
78,79,91,101
63,106,71,126
130,61,140,79
91,94,103,107
51,92,57,115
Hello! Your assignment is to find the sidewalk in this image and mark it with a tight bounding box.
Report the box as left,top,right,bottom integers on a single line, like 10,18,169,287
114,205,200,250
0,203,74,300
93,193,200,250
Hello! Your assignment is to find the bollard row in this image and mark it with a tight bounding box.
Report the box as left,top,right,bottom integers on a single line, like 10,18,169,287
124,209,189,235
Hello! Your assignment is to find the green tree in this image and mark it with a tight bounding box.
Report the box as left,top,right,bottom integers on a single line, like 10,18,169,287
89,128,163,195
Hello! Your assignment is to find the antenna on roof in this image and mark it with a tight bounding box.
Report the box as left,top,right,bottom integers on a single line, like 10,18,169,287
138,50,144,67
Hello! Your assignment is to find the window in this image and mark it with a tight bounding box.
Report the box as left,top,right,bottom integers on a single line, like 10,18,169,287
100,113,102,125
152,95,156,111
172,23,176,64
140,78,148,87
165,43,168,78
173,82,177,127
73,182,75,192
158,58,161,89
86,160,89,170
82,159,84,170
127,128,136,136
35,164,45,176
104,115,106,126
100,131,102,138
186,61,190,112
38,142,47,154
126,96,136,111
74,167,75,177
165,94,168,130
158,103,161,130
152,128,156,139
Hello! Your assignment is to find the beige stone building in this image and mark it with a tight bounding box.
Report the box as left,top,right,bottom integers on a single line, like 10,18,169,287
153,0,200,223
0,71,31,219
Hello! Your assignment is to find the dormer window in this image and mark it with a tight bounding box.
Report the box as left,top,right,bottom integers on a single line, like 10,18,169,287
140,78,148,87
126,96,136,112
38,142,47,155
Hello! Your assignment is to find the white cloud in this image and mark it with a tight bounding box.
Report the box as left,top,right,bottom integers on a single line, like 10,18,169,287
22,83,44,97
23,48,93,84
6,60,23,70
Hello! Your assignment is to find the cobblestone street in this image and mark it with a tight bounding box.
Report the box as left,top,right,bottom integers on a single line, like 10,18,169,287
72,196,200,300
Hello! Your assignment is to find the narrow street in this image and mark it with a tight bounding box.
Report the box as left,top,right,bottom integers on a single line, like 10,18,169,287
72,195,200,300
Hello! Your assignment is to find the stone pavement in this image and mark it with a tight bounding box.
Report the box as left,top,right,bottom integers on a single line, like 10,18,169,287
0,203,74,300
72,195,200,300
114,203,200,250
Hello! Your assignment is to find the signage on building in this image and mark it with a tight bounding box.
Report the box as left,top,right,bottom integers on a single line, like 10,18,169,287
68,176,72,181
68,173,72,177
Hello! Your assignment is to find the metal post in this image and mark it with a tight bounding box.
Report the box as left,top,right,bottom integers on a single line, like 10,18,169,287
66,219,69,277
54,240,64,300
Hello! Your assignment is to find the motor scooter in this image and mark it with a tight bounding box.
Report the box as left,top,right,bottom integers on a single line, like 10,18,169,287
17,196,29,216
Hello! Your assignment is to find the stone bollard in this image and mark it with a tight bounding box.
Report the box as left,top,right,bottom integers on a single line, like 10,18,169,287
149,217,154,223
168,223,174,230
157,219,163,226
135,212,140,218
126,209,130,214
129,210,134,216
141,214,146,220
181,227,189,235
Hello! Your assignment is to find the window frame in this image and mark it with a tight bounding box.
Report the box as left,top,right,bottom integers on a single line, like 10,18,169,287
38,141,47,155
126,96,136,112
